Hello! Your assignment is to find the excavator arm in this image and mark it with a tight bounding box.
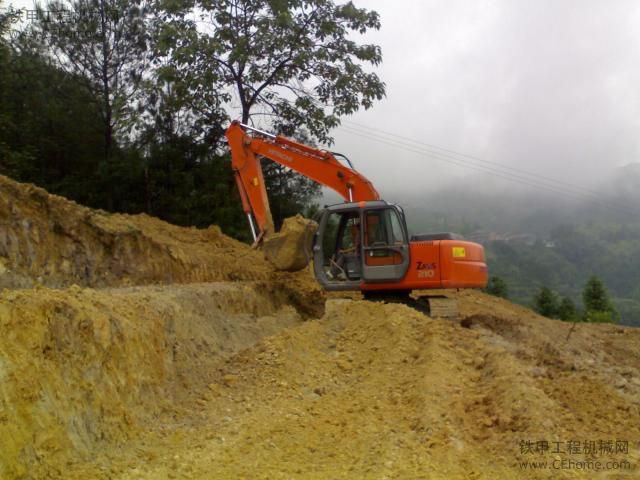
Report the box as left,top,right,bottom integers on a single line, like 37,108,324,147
226,120,488,299
226,121,380,241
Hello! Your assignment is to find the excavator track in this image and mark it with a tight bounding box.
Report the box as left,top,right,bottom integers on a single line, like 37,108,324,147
362,291,459,318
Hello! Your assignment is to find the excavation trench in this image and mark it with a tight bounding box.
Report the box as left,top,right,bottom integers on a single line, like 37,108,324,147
0,281,314,479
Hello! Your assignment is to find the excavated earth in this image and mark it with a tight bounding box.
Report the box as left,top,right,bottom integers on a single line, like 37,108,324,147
0,175,639,479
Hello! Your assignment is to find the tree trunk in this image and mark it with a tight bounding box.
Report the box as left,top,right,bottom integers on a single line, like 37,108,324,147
100,0,114,210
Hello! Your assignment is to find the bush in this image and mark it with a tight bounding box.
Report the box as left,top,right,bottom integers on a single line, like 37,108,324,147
582,276,619,324
485,276,509,299
533,287,559,318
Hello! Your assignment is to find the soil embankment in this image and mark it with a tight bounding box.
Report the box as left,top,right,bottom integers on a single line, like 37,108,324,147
0,175,638,479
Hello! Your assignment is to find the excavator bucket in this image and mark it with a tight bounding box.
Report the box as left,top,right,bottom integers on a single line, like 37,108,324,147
262,215,318,272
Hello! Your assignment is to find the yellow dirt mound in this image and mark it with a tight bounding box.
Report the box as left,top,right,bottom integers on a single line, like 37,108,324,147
0,175,270,288
0,176,638,479
54,293,640,479
0,282,302,479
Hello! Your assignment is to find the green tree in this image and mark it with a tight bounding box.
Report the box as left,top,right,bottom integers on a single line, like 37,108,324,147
582,275,619,323
156,0,385,144
0,3,14,169
153,0,386,237
533,287,559,318
484,276,508,299
558,297,578,322
128,53,254,233
0,21,107,204
33,0,152,208
3,0,387,243
0,2,27,173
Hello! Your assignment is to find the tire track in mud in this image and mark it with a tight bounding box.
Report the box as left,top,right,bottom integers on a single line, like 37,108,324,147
76,298,637,480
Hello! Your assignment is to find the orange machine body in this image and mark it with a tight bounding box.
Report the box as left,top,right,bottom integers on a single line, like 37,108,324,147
360,239,488,292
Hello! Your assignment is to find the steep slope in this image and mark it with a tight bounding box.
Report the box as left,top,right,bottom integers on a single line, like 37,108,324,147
0,282,304,479
0,174,271,288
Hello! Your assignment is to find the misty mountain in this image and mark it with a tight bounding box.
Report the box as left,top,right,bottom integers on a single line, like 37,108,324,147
397,163,640,236
393,164,640,326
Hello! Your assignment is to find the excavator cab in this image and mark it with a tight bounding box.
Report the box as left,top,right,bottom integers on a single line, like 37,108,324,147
313,201,410,291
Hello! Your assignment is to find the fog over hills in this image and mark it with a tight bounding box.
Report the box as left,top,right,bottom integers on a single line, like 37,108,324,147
393,162,640,237
320,163,640,326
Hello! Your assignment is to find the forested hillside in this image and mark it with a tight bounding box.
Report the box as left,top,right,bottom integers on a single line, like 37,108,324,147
401,168,640,326
3,0,372,239
486,223,640,326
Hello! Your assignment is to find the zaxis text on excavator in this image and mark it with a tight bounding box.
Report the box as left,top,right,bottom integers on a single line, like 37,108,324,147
226,121,488,308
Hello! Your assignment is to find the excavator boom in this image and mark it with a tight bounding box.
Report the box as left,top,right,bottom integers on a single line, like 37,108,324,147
226,121,379,241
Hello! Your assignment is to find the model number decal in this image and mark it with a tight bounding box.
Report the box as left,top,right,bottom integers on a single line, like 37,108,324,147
416,261,436,270
416,261,436,278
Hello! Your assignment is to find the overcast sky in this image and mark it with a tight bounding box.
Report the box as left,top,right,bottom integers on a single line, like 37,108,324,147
326,0,640,199
5,0,640,200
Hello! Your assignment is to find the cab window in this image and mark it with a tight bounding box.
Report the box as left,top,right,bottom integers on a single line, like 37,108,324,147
389,208,406,244
365,208,405,246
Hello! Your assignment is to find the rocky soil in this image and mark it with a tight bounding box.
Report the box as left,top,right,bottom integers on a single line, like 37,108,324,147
0,174,638,479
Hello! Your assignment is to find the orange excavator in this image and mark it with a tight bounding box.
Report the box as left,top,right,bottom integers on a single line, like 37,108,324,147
226,121,487,311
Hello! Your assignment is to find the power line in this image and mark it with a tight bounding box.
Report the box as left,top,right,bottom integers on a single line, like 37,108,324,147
335,123,638,218
337,121,637,217
341,119,628,206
